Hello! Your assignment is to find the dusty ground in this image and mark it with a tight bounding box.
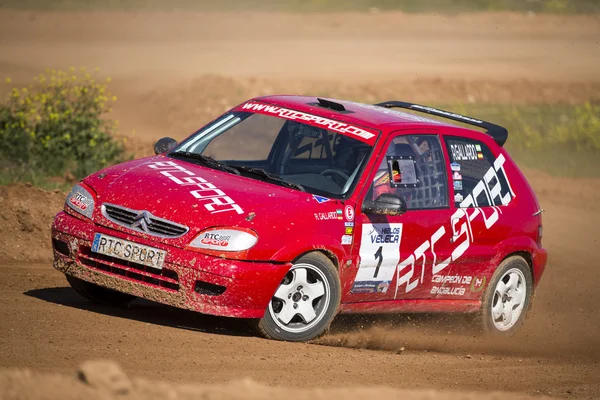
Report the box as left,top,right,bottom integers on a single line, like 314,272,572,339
0,9,599,400
0,360,561,400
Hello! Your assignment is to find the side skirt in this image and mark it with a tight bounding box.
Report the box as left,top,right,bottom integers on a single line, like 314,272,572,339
339,299,481,314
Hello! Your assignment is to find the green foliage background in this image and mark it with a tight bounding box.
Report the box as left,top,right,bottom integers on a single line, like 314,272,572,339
0,69,127,187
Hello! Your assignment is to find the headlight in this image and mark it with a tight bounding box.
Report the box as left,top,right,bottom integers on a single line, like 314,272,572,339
189,228,258,252
65,184,95,219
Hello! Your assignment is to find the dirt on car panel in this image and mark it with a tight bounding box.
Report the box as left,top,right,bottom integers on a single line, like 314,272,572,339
54,258,187,309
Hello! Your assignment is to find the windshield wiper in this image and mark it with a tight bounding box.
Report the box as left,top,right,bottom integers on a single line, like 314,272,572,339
168,152,240,175
234,166,305,192
169,152,304,191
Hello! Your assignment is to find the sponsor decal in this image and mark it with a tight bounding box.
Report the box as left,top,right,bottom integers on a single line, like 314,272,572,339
345,221,354,227
344,205,355,222
452,171,462,181
453,180,463,191
454,193,464,203
352,280,391,294
430,286,466,296
69,192,91,211
432,275,472,285
470,276,487,293
199,232,231,247
345,226,354,235
411,104,484,125
450,143,481,161
312,195,330,204
450,162,461,172
239,102,377,144
352,223,403,292
350,154,515,298
148,161,243,215
393,153,514,297
314,211,339,221
341,235,353,245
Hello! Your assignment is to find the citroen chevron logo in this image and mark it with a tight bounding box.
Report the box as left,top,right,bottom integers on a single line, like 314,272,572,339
131,211,153,233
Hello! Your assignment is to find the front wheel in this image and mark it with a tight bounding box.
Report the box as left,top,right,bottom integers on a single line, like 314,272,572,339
477,256,533,336
258,252,340,342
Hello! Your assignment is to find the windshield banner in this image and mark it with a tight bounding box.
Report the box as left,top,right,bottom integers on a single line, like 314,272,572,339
237,102,378,145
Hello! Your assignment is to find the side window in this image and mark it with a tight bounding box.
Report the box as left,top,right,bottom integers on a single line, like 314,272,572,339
444,137,512,207
369,135,448,210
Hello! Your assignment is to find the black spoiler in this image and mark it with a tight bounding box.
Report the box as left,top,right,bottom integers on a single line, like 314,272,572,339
374,101,508,147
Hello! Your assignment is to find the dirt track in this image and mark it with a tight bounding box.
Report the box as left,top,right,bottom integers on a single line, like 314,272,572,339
0,9,600,400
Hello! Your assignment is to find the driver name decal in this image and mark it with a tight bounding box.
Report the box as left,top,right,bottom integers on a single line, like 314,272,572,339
449,143,483,161
239,102,377,144
148,161,243,215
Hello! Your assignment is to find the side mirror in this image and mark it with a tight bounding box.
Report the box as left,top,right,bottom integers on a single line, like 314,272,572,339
362,193,407,216
154,137,178,155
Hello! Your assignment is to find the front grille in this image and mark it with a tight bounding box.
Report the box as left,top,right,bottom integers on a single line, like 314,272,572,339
79,246,179,291
101,203,188,238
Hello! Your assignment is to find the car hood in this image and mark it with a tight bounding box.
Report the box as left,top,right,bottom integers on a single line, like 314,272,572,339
83,155,345,257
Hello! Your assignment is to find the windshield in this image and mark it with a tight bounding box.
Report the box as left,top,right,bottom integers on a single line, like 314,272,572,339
170,110,374,198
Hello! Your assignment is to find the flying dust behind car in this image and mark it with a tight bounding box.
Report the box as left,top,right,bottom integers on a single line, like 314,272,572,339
52,96,546,342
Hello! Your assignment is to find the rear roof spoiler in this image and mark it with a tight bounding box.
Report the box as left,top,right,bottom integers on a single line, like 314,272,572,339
374,101,508,147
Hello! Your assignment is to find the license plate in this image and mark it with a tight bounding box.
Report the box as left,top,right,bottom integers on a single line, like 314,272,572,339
91,233,167,269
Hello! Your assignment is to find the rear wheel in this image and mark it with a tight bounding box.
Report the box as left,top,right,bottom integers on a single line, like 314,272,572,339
258,252,340,342
477,256,533,335
66,275,135,307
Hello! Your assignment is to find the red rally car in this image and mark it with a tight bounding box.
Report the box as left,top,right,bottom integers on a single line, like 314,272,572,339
52,96,547,342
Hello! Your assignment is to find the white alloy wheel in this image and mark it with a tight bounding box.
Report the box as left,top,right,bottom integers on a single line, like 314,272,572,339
490,268,527,331
258,252,340,342
477,255,533,336
268,263,330,333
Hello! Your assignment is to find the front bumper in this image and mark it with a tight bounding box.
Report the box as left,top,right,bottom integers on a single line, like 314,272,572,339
51,211,291,318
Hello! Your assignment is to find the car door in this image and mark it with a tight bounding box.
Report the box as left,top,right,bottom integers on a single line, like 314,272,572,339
343,131,455,303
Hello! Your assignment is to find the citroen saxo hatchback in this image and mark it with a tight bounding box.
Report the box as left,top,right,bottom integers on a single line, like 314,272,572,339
52,96,547,341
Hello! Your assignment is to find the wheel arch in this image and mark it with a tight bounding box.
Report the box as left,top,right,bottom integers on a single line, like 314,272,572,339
502,250,533,279
270,234,345,270
293,249,339,270
491,236,537,278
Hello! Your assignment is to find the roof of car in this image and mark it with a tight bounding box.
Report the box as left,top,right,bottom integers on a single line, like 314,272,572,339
255,95,455,130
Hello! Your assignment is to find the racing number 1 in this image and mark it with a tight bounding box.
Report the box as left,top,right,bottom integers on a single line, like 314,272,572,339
373,246,383,278
354,223,403,286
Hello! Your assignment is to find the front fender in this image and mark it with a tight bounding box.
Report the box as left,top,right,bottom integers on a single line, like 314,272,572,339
270,234,347,268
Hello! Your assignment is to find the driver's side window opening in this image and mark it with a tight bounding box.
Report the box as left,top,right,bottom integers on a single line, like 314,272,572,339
369,135,448,210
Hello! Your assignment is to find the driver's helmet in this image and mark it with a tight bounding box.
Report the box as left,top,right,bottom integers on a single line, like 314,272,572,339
372,141,416,200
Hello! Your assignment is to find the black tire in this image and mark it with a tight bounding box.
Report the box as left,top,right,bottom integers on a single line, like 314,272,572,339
476,255,533,336
66,274,135,308
258,252,340,342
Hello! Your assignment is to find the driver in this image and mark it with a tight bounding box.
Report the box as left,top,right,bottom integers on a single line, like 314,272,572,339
372,141,416,202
